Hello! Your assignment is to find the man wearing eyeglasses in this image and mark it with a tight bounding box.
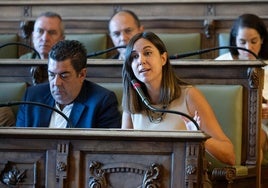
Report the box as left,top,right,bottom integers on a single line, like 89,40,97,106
16,40,121,128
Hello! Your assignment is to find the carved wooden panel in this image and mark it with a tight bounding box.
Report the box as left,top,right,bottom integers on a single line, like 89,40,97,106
0,129,208,188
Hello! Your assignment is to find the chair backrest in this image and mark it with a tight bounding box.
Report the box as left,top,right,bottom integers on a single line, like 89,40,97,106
218,33,230,56
0,34,18,58
197,85,243,170
0,82,27,114
98,82,123,113
65,33,108,58
157,33,201,59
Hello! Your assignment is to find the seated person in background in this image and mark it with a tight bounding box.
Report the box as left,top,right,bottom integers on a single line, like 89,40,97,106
0,107,15,127
215,13,268,162
216,13,268,60
20,11,65,85
16,40,121,128
121,31,235,166
108,9,144,60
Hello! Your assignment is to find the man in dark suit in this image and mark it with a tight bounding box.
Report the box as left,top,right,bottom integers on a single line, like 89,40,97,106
16,40,121,128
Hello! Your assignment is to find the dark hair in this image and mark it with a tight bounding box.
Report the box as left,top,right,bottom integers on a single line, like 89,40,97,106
229,13,268,59
122,31,186,113
49,40,87,73
108,10,141,31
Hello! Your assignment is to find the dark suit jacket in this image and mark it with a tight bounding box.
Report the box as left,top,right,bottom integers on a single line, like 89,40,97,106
16,80,121,128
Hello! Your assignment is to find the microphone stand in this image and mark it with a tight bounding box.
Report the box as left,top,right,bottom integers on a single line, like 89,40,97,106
0,42,49,85
0,101,74,128
0,42,41,59
87,45,126,58
131,79,200,130
169,46,259,59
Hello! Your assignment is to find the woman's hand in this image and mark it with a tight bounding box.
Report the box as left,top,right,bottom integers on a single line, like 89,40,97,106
182,111,200,130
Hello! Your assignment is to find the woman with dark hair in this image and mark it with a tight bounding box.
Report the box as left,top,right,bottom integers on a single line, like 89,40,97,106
215,13,268,163
216,13,268,60
122,31,235,166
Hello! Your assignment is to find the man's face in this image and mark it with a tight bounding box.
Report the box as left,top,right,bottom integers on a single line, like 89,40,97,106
109,12,143,60
33,16,64,59
48,58,86,108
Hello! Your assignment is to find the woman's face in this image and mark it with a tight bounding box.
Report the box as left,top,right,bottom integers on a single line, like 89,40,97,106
130,38,167,85
236,27,262,60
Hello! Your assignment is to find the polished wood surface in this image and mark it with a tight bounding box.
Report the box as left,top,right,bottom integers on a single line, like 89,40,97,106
0,1,265,4
0,59,265,84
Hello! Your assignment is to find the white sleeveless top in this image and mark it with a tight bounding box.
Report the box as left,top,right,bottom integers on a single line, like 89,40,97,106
131,86,191,131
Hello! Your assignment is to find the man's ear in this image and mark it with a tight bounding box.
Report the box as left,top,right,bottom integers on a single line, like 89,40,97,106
79,68,87,79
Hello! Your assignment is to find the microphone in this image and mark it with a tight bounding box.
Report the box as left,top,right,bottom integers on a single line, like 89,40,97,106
0,42,41,59
131,79,200,130
0,42,47,85
169,46,258,59
87,45,126,58
0,101,74,128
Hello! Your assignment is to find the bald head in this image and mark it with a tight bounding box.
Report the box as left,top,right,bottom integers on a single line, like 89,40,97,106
109,10,144,60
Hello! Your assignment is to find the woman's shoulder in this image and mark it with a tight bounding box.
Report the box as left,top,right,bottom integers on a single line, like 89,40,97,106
180,85,205,100
180,85,194,93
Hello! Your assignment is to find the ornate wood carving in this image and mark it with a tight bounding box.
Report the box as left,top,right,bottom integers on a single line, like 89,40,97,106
248,68,259,89
23,6,32,17
56,142,69,188
248,88,258,159
247,67,261,165
88,161,161,188
185,142,203,187
0,161,27,186
211,167,236,184
204,19,215,39
204,4,215,39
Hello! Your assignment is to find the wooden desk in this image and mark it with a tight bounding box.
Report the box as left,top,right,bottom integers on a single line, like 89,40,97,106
0,59,265,187
0,128,208,188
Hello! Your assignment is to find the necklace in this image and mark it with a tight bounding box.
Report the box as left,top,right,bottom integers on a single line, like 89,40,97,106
147,105,167,124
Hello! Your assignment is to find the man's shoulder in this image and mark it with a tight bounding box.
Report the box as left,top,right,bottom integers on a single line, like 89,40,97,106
83,80,113,94
27,83,50,93
19,52,34,59
23,83,51,101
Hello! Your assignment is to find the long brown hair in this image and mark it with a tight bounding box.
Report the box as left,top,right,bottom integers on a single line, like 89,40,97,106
122,31,187,113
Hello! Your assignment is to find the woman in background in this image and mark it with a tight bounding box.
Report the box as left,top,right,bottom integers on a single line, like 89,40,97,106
216,13,268,60
215,13,268,162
